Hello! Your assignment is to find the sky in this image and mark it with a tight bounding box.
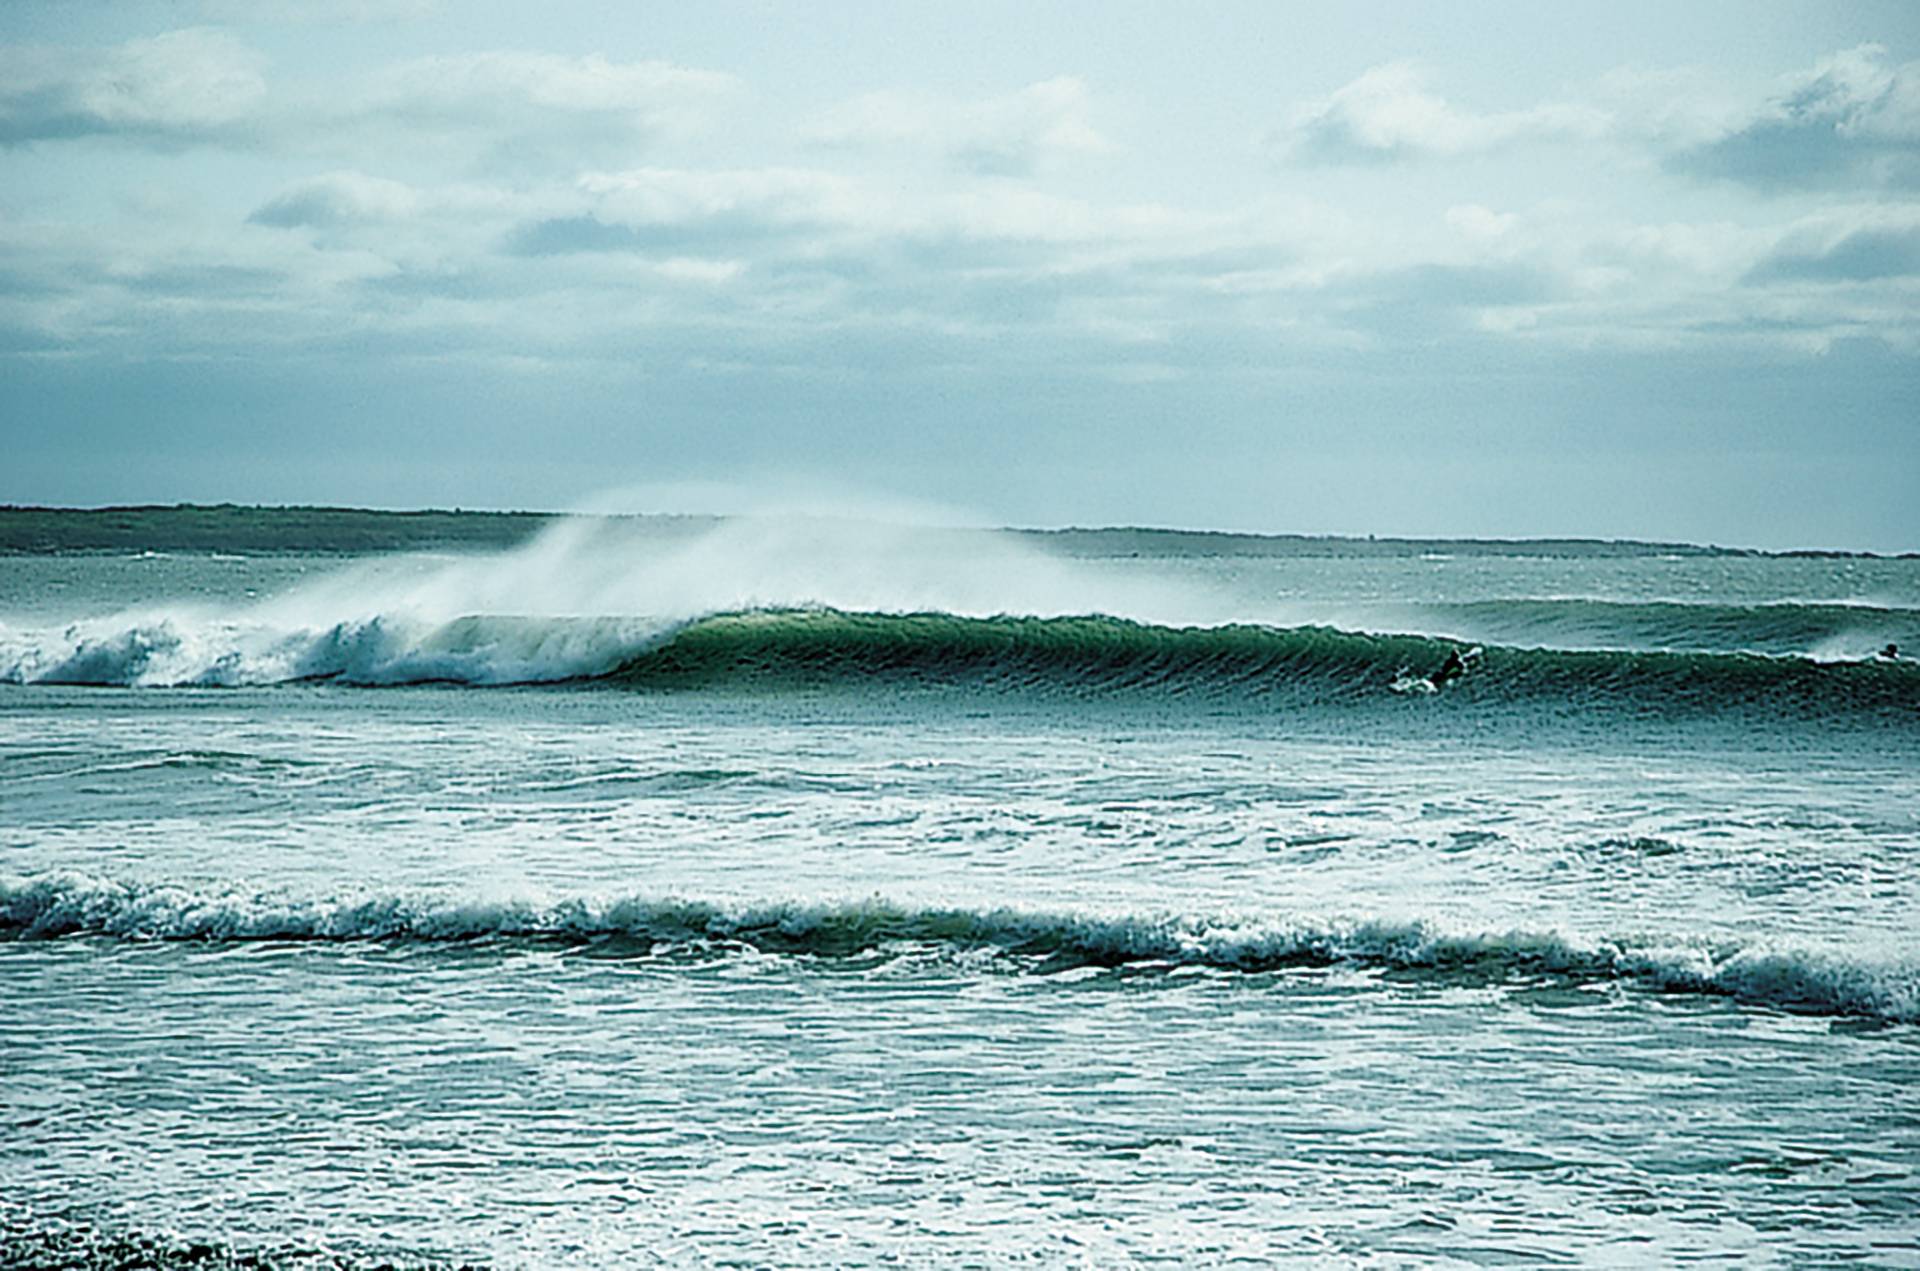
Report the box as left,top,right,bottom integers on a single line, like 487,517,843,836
1,1,1916,549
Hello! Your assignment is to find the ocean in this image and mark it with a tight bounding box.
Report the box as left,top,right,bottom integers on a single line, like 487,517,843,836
2,512,1917,1267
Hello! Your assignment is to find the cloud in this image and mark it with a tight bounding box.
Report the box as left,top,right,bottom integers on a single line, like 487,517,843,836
249,171,422,227
1367,261,1559,309
0,32,736,174
809,77,1113,176
576,167,865,225
362,50,736,126
20,151,1916,380
1671,45,1920,191
502,167,867,257
1275,48,1920,188
1273,62,1605,164
1746,215,1920,283
350,50,739,170
0,28,267,146
1444,204,1518,242
491,168,1250,312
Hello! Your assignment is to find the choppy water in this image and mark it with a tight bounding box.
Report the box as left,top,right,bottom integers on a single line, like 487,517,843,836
2,518,1917,1266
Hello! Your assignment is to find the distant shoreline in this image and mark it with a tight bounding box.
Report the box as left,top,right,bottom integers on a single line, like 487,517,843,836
0,503,1908,559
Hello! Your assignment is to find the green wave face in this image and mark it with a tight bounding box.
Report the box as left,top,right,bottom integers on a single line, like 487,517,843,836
603,609,1920,719
613,610,1433,692
8,604,1917,720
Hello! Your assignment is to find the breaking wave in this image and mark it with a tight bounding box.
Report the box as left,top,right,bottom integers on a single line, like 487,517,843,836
6,514,1916,716
0,611,664,688
605,610,1920,715
4,874,1913,1023
5,606,1915,719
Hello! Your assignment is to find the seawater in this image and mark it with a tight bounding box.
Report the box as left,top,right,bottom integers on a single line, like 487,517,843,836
2,519,1917,1267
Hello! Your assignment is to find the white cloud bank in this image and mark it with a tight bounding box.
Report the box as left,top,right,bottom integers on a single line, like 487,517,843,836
0,28,267,146
1273,62,1607,162
1,30,738,173
3,29,1917,388
809,77,1114,175
1672,45,1920,191
1274,46,1920,195
349,50,740,170
249,170,424,228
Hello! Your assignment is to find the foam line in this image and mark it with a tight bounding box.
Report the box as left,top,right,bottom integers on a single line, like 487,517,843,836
5,874,1912,1022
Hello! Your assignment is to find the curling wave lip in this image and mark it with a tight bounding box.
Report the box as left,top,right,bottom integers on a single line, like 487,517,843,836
4,607,1917,721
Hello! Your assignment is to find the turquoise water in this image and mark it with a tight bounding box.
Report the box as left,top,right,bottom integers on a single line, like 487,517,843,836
2,521,1918,1266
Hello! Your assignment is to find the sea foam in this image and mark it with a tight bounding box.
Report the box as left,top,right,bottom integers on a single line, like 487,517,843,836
4,519,1916,716
5,873,1912,1023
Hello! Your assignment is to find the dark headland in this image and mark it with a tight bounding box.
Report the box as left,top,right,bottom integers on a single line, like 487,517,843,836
0,504,1904,559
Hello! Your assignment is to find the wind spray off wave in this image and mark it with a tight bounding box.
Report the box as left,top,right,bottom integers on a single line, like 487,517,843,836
3,517,1917,720
0,514,1203,687
9,516,1920,1269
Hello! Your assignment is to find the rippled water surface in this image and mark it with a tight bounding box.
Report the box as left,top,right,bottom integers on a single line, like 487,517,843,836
3,532,1918,1266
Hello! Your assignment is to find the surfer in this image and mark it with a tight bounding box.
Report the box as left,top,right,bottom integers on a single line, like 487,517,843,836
1391,645,1483,695
1879,643,1901,661
1428,645,1482,689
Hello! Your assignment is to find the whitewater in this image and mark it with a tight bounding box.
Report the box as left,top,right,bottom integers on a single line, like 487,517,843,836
3,514,1918,1267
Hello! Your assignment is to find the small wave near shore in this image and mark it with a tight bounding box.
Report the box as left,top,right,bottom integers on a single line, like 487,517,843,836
4,873,1914,1024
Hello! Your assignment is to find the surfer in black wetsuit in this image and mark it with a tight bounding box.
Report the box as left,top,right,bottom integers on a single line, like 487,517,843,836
1880,643,1901,661
1429,645,1481,689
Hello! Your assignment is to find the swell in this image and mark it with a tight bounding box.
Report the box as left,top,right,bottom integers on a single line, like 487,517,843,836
1396,598,1919,658
603,610,1919,715
4,874,1913,1024
4,608,1916,718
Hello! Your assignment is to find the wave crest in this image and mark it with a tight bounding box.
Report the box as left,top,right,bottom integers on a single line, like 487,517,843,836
0,612,668,687
5,607,1918,718
5,874,1912,1023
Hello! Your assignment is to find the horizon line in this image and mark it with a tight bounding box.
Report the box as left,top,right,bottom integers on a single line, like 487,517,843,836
1,501,1913,558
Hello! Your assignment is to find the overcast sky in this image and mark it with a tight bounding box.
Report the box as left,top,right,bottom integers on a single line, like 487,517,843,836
2,1,1916,548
